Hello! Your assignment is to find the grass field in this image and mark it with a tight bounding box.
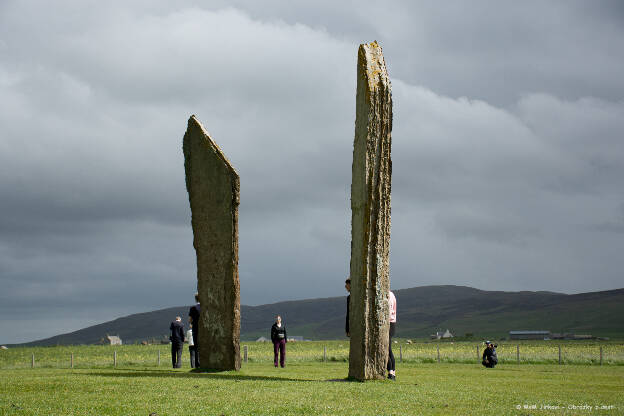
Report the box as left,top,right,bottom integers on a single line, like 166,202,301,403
1,362,622,415
2,340,623,369
1,342,623,415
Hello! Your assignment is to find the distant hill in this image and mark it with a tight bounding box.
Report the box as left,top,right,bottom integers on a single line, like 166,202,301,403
13,285,624,346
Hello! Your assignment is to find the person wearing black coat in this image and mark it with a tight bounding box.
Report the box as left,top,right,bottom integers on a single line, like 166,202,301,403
169,316,185,368
482,342,498,368
271,315,287,368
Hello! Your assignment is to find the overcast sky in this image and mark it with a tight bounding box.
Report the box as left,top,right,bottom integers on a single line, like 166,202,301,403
1,1,623,344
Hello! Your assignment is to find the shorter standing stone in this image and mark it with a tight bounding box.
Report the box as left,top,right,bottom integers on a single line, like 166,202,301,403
183,115,241,371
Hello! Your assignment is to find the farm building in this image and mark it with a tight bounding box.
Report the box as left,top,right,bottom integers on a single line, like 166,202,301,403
288,336,304,342
105,335,122,345
430,329,454,340
551,333,594,340
509,330,551,340
255,336,268,342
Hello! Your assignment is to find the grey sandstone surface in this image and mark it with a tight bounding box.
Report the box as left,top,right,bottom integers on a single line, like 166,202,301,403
349,41,393,381
183,115,241,371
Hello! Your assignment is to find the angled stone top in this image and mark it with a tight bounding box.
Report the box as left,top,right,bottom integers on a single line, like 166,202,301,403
358,41,392,96
184,114,239,177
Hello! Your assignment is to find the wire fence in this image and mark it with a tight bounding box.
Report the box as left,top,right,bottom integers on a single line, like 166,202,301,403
1,341,623,369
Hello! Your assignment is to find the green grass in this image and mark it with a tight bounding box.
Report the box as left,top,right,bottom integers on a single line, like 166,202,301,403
1,343,623,415
2,341,623,369
1,362,622,415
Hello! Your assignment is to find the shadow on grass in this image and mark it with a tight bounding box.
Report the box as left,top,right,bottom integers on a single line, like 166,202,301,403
80,368,316,383
325,377,361,383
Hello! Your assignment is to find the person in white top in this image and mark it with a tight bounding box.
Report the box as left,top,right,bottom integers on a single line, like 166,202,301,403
187,324,197,368
388,290,397,380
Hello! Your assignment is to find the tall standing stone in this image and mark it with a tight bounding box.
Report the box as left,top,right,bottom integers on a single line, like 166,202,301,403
349,41,393,381
183,115,241,371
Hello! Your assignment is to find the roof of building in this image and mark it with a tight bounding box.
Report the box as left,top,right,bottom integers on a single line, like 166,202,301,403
509,330,551,334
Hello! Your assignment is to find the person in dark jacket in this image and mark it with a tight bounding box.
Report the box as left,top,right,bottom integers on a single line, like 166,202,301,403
271,315,287,368
345,278,351,337
482,341,498,368
188,293,200,367
169,316,185,368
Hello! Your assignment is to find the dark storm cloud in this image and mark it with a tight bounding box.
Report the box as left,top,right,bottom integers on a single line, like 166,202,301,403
0,1,623,343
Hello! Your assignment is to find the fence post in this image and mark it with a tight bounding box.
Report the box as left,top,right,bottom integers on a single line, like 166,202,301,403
399,345,403,363
114,350,117,367
244,345,248,363
517,344,520,364
476,345,479,361
558,345,561,365
323,346,327,362
71,353,74,369
600,346,603,366
158,350,161,366
437,345,440,363
31,353,35,368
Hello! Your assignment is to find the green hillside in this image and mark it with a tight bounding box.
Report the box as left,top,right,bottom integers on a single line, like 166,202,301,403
12,285,624,346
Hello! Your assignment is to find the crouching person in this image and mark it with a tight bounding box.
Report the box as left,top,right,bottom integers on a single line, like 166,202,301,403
482,341,498,368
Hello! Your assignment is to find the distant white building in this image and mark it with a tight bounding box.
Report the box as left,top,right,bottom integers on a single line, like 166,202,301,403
106,335,122,345
255,336,268,342
442,329,454,338
431,329,454,339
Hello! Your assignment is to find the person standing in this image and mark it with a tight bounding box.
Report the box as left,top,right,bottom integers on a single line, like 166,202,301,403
169,316,185,368
188,293,200,367
345,278,351,337
387,290,397,380
187,324,197,368
271,315,287,368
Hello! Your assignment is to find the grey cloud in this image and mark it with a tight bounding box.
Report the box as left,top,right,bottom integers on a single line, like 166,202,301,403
0,1,623,343
194,1,624,105
592,223,624,235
